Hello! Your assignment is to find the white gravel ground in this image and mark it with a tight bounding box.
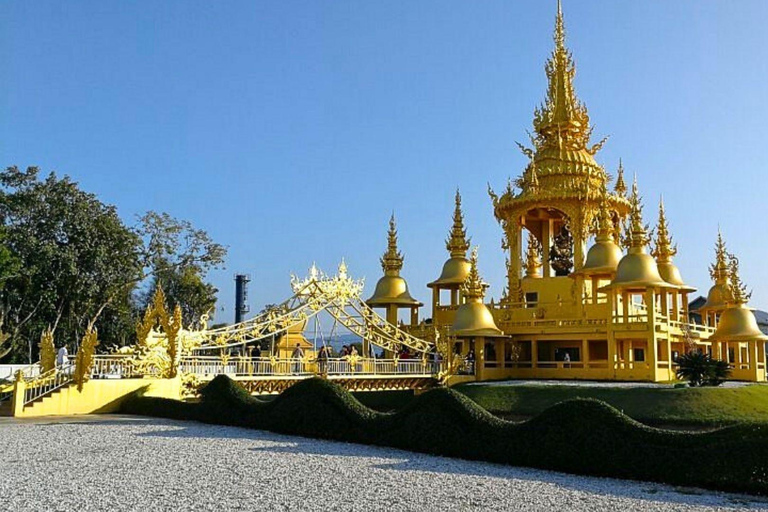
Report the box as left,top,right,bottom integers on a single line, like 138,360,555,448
0,416,766,511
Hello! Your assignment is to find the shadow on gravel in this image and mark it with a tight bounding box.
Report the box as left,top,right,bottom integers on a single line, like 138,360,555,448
133,419,768,509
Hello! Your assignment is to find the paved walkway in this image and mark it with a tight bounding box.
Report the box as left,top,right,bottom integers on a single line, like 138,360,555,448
0,416,765,511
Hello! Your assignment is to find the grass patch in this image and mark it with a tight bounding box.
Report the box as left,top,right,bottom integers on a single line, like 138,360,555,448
122,376,768,495
454,383,768,426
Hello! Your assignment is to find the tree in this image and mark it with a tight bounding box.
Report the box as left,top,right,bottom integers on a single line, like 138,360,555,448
137,211,226,328
0,167,228,363
0,167,141,362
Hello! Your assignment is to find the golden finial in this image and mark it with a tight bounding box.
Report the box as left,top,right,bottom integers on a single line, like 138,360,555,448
595,197,614,242
727,253,751,305
523,235,542,278
338,258,348,278
627,175,650,249
446,189,471,258
614,159,627,197
381,213,404,275
532,0,592,151
461,247,487,301
709,229,729,283
651,196,677,264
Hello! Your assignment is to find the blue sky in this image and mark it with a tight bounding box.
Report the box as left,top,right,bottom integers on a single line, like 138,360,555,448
2,1,768,322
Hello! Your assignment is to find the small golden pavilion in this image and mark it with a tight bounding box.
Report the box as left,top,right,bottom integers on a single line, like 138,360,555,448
366,0,767,382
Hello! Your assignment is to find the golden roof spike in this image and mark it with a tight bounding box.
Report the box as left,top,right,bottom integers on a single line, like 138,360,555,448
627,174,650,249
380,213,404,275
614,159,627,197
727,253,752,305
595,196,614,242
532,0,592,151
446,188,471,258
461,247,486,301
709,229,729,284
651,195,677,264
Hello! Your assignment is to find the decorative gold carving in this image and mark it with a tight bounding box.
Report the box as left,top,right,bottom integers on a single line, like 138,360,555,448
523,235,542,278
74,326,99,391
38,328,55,373
727,254,751,305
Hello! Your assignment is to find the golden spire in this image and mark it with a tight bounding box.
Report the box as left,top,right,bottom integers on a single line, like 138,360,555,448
523,235,542,278
626,175,650,249
651,196,677,264
461,247,487,302
380,214,404,276
709,230,729,284
595,197,614,242
727,253,751,305
533,0,592,150
446,189,470,258
614,159,627,197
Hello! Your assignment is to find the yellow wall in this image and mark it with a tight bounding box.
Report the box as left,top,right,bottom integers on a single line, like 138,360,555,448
18,377,181,418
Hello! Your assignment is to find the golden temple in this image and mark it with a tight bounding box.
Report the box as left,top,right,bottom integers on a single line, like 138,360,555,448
367,0,768,383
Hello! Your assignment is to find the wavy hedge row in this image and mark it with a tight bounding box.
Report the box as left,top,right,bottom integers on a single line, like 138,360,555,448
121,376,768,495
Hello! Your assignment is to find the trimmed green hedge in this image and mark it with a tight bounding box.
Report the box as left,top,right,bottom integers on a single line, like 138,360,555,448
122,376,768,495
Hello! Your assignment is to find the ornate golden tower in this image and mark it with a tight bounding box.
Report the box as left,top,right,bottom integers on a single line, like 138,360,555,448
489,0,630,296
429,189,472,312
367,214,422,327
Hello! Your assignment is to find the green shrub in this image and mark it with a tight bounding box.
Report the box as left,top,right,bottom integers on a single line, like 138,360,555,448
121,376,768,495
676,352,732,387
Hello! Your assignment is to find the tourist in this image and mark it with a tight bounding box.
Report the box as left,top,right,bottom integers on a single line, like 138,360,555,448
564,351,571,368
291,343,304,374
317,345,328,375
56,345,69,368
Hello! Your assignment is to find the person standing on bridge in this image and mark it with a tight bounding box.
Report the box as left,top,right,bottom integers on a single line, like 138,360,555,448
291,343,305,374
317,345,328,375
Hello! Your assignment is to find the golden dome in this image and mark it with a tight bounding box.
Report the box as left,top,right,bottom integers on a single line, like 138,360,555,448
452,248,503,338
583,241,623,274
711,305,768,342
429,257,471,288
366,214,422,307
613,250,668,288
367,275,422,307
657,262,685,287
453,302,503,338
581,199,621,275
702,283,731,312
611,177,670,289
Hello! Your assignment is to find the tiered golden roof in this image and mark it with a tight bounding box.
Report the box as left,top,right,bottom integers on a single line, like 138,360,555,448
651,197,688,287
712,253,767,341
580,196,622,275
452,248,503,337
610,177,669,289
701,231,733,313
490,0,630,257
367,214,422,307
429,190,472,288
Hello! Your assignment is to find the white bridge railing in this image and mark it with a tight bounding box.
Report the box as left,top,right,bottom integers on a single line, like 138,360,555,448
179,356,436,378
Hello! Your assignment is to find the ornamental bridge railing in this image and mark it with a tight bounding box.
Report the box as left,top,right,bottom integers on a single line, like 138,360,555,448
179,356,437,379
